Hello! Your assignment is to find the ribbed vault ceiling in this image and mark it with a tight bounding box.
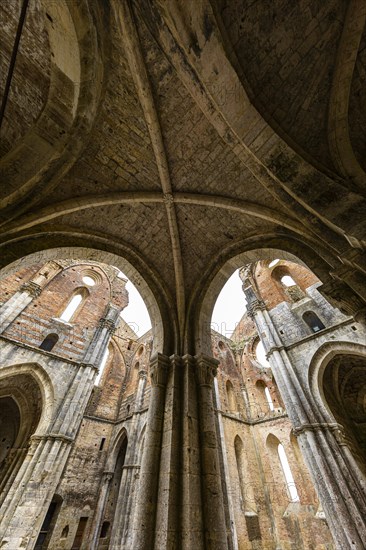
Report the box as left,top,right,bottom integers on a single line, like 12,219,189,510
1,0,366,350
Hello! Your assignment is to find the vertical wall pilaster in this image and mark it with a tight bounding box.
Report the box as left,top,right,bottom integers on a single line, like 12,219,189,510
195,354,229,550
130,353,169,550
154,355,182,549
215,378,238,550
109,369,148,549
180,355,204,550
89,471,113,550
0,282,42,334
82,304,121,368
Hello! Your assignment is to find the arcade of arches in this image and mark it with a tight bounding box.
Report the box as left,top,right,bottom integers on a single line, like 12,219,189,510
1,1,366,548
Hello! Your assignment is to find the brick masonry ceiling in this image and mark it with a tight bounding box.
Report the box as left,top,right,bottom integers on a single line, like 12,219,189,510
1,0,366,353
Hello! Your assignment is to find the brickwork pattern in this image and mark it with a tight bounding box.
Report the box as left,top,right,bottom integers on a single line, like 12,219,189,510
0,0,50,157
216,0,347,172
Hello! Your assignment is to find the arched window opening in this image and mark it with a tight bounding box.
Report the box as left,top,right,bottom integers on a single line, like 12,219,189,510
278,443,300,503
226,380,238,412
60,288,88,323
268,258,280,268
280,275,296,287
100,521,110,538
101,435,128,545
39,333,59,352
272,267,305,302
255,380,274,416
264,386,275,411
71,516,88,550
34,496,63,549
303,311,325,333
95,344,112,386
61,525,69,539
255,340,270,368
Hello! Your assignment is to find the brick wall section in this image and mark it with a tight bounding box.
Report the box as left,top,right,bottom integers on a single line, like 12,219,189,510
3,261,128,362
253,260,319,310
0,264,41,305
0,0,50,156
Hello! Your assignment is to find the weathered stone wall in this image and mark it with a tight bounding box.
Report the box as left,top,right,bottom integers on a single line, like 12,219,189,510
1,257,364,549
214,318,335,550
2,261,128,361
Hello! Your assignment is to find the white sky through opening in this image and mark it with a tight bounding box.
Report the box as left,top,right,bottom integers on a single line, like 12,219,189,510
117,271,152,337
211,269,247,338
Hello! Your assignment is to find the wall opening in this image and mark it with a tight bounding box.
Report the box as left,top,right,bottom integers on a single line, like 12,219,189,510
277,443,300,502
39,333,59,352
71,516,88,550
303,311,325,333
34,495,63,549
226,380,238,412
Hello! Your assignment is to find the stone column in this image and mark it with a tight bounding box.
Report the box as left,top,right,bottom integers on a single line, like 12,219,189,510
195,354,229,550
89,471,113,550
153,355,182,550
180,355,204,550
109,369,147,549
130,353,169,550
82,304,121,368
214,377,239,550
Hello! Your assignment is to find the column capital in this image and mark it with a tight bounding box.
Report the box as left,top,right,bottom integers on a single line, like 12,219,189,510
20,281,42,298
292,421,347,444
98,317,117,334
103,471,114,482
194,354,219,387
247,299,266,319
149,353,170,387
79,362,98,371
138,369,147,379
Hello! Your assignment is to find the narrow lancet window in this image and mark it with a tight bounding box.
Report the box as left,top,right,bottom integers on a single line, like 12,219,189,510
278,443,300,502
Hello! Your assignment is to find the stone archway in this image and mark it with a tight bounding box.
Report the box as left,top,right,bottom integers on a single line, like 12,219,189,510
0,244,171,355
322,352,366,475
192,238,337,356
0,372,43,506
0,397,20,470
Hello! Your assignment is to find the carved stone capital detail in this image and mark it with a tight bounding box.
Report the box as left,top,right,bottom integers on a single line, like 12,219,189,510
292,422,347,446
194,355,219,387
98,317,117,334
103,471,114,482
20,281,42,298
247,299,266,319
138,369,147,380
149,354,170,387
